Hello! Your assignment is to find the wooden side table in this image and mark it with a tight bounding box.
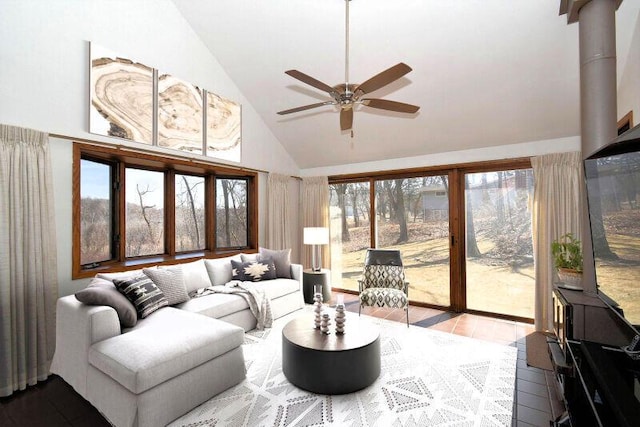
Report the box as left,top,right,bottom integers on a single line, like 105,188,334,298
303,269,331,304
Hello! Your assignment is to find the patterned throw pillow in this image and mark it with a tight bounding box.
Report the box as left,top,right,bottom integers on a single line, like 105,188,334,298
113,274,168,319
143,266,189,305
231,258,277,282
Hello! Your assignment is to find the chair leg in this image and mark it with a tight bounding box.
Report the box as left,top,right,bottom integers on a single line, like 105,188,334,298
406,306,409,327
359,302,361,317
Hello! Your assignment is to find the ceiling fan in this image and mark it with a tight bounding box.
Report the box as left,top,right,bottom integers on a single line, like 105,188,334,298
277,0,419,133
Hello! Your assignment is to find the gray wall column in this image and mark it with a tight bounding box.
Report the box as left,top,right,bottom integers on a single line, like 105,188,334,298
578,0,618,294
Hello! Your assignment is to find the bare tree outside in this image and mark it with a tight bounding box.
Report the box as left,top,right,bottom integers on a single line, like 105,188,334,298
175,174,205,252
80,159,112,265
465,169,535,318
216,178,247,248
125,168,164,257
330,171,535,318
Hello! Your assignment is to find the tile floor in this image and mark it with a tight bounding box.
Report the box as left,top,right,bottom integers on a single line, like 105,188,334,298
1,293,564,426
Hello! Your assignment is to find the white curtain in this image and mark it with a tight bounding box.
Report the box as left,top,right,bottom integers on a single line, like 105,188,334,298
0,124,58,397
300,176,330,270
266,173,292,250
531,151,584,332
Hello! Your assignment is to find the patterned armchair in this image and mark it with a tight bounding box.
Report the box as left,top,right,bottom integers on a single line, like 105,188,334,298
358,249,409,326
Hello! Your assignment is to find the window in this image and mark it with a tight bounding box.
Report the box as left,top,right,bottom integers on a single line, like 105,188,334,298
80,159,113,266
216,178,248,248
175,174,205,252
73,143,257,278
125,168,165,257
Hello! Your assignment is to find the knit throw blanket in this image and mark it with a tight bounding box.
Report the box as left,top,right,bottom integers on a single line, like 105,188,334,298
191,281,273,330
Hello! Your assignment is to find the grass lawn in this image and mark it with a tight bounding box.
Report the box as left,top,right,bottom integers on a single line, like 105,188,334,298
331,236,535,319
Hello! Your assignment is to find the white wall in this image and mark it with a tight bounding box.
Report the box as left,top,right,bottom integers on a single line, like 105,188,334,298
0,0,301,296
618,12,640,125
299,136,582,177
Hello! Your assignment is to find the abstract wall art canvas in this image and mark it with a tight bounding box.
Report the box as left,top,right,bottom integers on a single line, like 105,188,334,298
157,74,204,154
90,43,154,144
206,91,241,162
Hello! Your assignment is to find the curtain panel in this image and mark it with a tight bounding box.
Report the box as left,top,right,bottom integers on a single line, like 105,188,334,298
531,151,584,332
0,124,58,397
300,176,330,270
266,173,292,250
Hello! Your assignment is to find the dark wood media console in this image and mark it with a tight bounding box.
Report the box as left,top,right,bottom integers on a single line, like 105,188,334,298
550,287,640,426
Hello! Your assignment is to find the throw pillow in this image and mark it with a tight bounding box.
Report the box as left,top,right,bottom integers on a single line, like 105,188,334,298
143,266,190,305
75,278,138,327
113,274,168,319
258,247,292,279
231,258,277,282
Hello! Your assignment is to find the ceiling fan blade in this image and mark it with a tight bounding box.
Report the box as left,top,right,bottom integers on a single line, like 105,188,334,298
285,70,338,96
277,101,335,115
361,98,420,114
340,107,354,131
355,63,412,95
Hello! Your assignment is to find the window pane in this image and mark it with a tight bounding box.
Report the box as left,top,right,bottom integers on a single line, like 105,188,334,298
375,176,451,306
175,174,205,252
80,159,112,265
329,182,370,292
465,169,535,318
125,168,165,257
216,178,247,247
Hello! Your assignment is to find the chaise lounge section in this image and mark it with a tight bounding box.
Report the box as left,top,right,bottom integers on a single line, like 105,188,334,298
51,253,304,427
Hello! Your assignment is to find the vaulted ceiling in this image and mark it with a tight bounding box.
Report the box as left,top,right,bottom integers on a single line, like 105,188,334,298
172,0,639,169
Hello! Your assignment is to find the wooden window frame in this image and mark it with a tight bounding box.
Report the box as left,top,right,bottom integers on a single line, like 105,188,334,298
618,111,634,135
72,142,258,279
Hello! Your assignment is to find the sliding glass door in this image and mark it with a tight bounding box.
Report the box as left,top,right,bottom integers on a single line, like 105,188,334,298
464,169,535,318
328,160,535,321
375,176,450,306
329,182,370,292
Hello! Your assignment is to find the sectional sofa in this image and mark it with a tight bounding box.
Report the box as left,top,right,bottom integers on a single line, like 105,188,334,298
51,253,304,427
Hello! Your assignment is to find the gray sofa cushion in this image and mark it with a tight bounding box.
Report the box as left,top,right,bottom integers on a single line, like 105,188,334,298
75,278,138,327
259,278,300,300
88,308,244,394
178,292,249,319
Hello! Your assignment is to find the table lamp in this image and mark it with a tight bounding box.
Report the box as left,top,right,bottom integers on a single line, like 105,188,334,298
303,227,329,272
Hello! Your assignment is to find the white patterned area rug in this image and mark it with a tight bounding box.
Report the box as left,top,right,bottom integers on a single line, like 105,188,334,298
170,309,517,427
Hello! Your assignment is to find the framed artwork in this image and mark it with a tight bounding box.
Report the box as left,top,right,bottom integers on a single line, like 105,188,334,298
89,43,154,144
157,73,204,154
206,91,241,162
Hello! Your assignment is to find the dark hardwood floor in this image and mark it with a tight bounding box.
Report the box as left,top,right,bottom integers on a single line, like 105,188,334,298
1,293,563,426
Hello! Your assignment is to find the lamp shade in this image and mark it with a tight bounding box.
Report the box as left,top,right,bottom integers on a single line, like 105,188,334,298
303,227,329,245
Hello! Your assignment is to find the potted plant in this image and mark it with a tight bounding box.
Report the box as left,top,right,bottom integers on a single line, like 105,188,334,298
551,232,583,288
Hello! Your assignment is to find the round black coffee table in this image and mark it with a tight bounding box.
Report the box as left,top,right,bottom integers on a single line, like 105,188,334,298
282,312,380,395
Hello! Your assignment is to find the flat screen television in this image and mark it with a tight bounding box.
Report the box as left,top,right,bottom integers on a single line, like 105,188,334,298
584,123,640,336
